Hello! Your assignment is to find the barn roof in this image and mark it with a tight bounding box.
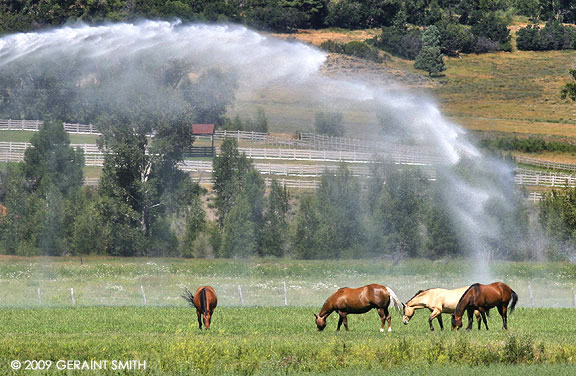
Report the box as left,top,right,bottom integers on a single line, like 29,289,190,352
192,124,215,135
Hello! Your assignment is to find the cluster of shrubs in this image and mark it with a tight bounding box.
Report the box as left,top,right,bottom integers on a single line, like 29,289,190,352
373,14,511,60
517,22,576,51
372,28,422,60
319,40,383,63
481,136,576,153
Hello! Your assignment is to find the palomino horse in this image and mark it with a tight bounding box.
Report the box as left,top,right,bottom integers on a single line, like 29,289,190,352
451,282,518,331
403,287,483,331
182,286,218,330
314,284,403,332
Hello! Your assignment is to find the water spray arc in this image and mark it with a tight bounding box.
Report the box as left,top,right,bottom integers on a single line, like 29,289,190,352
0,21,525,278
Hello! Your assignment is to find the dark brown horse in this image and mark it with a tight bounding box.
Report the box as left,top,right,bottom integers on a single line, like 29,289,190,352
182,286,218,330
314,284,403,332
451,282,518,331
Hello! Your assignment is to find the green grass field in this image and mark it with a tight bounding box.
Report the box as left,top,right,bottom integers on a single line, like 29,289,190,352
1,257,576,374
1,306,576,375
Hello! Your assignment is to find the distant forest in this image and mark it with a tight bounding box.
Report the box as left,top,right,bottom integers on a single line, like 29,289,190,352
2,1,576,66
1,0,575,34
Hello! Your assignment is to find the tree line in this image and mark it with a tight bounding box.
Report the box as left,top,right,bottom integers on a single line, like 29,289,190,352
1,1,575,35
0,126,543,260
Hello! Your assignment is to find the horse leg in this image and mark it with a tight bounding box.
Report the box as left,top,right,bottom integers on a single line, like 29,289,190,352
385,307,392,332
337,312,343,331
498,304,508,330
196,310,202,330
377,308,386,332
342,313,349,332
437,314,444,330
480,309,489,330
428,308,442,331
466,309,474,331
475,311,481,330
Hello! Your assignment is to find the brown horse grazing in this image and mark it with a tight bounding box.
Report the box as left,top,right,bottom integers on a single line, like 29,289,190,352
402,287,483,331
182,286,218,330
451,282,518,331
314,284,403,332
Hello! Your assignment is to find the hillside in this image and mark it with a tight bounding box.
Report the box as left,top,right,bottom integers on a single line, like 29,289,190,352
264,28,576,162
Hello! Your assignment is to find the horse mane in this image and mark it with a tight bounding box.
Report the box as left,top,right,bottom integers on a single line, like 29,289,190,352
200,287,207,313
454,283,480,315
406,288,432,304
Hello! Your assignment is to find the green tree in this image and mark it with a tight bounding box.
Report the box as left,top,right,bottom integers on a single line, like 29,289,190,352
213,138,252,226
373,168,428,257
561,69,576,101
0,165,39,255
181,69,238,125
220,194,257,258
314,165,364,258
314,111,344,137
261,179,290,257
178,190,206,258
414,25,446,76
253,108,269,133
539,187,576,258
23,120,84,196
424,198,460,258
292,194,321,259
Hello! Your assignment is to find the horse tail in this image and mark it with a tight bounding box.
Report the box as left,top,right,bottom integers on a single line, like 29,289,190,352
200,287,207,313
181,287,194,307
509,289,518,314
386,286,403,314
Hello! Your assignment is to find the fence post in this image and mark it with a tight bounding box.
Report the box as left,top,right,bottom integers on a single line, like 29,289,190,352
71,288,76,305
141,285,147,305
37,288,42,305
238,285,244,305
283,281,288,306
528,284,534,307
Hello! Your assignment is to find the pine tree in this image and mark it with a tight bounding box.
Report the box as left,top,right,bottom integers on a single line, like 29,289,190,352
261,179,290,257
254,108,269,133
220,194,257,258
213,138,251,226
293,195,320,259
414,25,446,76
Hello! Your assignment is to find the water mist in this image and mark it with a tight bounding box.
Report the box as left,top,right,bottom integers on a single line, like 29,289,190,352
0,20,525,282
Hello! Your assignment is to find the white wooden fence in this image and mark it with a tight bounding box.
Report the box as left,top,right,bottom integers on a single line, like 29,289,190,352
0,119,100,134
515,156,576,172
0,142,437,166
515,168,576,188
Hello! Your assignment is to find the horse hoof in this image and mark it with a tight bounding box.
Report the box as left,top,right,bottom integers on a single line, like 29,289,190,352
380,328,385,332
388,327,392,332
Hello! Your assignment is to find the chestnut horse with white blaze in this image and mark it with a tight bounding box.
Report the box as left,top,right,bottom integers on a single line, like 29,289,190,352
182,286,218,330
314,284,403,332
402,287,483,331
451,282,518,331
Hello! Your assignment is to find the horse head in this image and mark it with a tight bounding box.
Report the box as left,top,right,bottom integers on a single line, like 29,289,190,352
402,303,415,325
314,313,327,331
203,311,212,329
451,314,463,330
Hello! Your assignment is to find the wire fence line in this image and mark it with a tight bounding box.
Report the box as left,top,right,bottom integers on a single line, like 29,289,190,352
5,282,576,308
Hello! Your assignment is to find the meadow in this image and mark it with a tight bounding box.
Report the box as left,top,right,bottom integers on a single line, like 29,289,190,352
1,257,576,374
2,306,576,375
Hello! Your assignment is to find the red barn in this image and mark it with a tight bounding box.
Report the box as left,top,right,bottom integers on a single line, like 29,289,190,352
188,123,215,157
